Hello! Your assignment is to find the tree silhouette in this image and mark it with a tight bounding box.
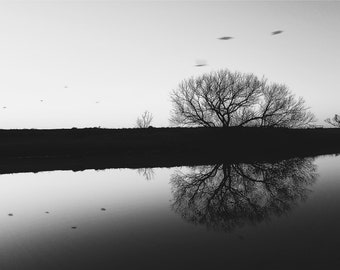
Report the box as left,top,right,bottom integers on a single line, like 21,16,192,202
136,111,153,128
170,69,315,128
170,158,317,232
325,114,340,127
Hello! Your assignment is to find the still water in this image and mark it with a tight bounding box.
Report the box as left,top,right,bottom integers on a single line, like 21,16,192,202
0,155,340,269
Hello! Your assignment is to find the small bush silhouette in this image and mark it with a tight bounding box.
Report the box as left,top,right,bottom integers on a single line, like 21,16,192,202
136,111,153,128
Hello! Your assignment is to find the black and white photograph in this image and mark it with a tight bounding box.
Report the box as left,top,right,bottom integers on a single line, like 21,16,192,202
0,0,339,269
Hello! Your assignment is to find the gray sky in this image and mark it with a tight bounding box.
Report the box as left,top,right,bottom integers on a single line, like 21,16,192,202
0,0,339,128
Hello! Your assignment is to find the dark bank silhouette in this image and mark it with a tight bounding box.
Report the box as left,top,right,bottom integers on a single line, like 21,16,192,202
0,127,340,175
171,157,316,232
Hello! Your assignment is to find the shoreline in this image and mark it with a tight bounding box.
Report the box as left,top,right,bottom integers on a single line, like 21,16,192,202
0,127,339,174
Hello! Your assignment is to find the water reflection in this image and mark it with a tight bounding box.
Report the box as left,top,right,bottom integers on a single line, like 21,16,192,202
137,167,155,180
171,158,317,232
2,156,340,269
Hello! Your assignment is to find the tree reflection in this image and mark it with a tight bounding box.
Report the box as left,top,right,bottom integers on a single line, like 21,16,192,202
137,167,155,181
171,158,317,232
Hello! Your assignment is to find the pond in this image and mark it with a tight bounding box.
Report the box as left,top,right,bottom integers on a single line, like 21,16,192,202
0,154,339,269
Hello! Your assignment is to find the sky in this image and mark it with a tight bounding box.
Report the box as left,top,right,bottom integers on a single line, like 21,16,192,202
0,0,339,129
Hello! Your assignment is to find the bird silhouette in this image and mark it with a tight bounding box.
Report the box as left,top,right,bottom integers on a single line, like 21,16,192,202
8,213,13,216
101,208,106,211
271,30,283,35
218,36,233,40
3,106,7,109
195,60,207,67
71,226,77,229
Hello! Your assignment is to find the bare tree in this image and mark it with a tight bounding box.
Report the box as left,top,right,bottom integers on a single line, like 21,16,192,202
170,69,315,128
325,114,340,127
136,111,153,128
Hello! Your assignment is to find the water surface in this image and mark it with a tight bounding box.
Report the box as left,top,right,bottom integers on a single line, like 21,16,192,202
0,155,339,269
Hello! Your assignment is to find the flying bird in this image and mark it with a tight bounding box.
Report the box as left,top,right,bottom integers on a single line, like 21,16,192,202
195,60,207,67
3,106,6,109
218,36,233,40
271,30,283,35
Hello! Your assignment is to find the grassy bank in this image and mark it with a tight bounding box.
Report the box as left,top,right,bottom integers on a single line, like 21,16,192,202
0,127,339,174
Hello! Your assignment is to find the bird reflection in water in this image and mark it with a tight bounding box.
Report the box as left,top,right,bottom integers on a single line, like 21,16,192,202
170,158,317,232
